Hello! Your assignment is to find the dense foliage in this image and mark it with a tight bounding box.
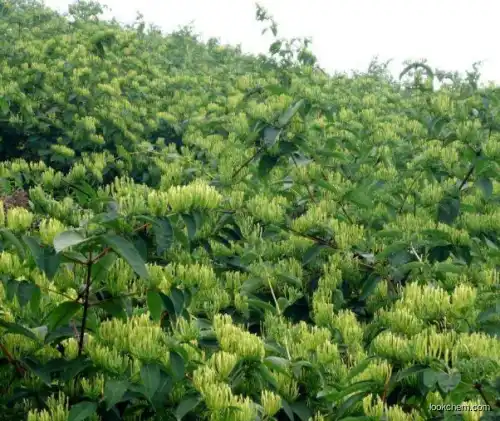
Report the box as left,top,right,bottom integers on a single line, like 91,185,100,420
1,1,499,420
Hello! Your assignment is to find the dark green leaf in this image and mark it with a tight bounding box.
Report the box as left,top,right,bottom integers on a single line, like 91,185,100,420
68,401,97,421
437,370,461,393
291,401,312,421
437,195,460,225
103,379,128,410
53,231,90,253
169,351,185,381
46,301,81,331
281,399,295,421
175,395,202,420
101,234,149,279
302,244,328,266
476,177,493,198
262,126,281,147
278,99,305,128
147,291,164,321
0,319,39,342
181,213,197,241
140,363,161,399
258,153,279,178
91,252,117,284
0,229,25,257
16,280,40,308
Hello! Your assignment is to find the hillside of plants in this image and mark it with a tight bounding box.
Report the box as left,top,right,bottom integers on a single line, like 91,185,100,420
1,1,499,420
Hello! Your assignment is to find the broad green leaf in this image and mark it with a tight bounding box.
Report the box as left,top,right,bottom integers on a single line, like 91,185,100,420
181,213,197,241
169,350,185,381
277,99,305,128
46,301,81,331
0,319,40,342
68,401,97,421
291,401,312,421
53,230,89,253
276,273,302,288
147,290,164,321
437,195,460,225
175,395,202,420
437,370,461,393
476,177,493,198
281,399,295,421
0,228,25,257
302,244,328,266
90,252,117,283
16,280,40,308
258,153,279,177
101,234,149,279
103,379,128,410
140,363,161,399
262,126,281,147
422,368,439,388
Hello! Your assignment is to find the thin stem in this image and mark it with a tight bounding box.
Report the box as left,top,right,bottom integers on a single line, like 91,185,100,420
78,254,93,357
266,278,292,361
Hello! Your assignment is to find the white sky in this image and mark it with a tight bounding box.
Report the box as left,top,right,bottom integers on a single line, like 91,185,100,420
42,0,499,84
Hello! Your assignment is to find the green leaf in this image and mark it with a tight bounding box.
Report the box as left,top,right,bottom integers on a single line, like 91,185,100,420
476,177,493,198
0,319,40,342
262,126,281,147
344,187,372,208
258,153,279,178
181,213,197,241
169,287,186,316
46,301,81,331
422,368,439,388
101,234,149,279
103,379,128,410
281,399,295,421
68,401,97,421
90,252,117,284
153,216,174,253
169,351,185,381
175,395,202,420
147,290,164,321
264,356,290,374
302,244,328,266
276,273,302,288
277,99,305,128
140,363,161,399
16,280,40,308
53,231,89,253
437,194,460,225
359,274,381,301
0,228,25,258
291,401,312,421
437,370,461,393
269,40,282,54
334,391,370,420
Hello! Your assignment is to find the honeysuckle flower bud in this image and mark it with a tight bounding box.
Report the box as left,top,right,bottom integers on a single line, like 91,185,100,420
166,179,222,212
375,308,424,337
0,201,4,227
27,392,69,421
274,371,299,402
396,282,451,322
363,394,384,418
208,351,238,380
371,331,413,363
6,207,34,232
246,194,287,224
39,218,66,245
261,389,281,417
80,374,105,400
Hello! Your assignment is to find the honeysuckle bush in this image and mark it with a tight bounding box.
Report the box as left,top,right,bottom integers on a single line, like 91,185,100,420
1,1,500,421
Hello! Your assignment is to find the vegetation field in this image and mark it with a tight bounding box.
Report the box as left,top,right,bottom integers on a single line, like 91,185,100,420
0,1,499,420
